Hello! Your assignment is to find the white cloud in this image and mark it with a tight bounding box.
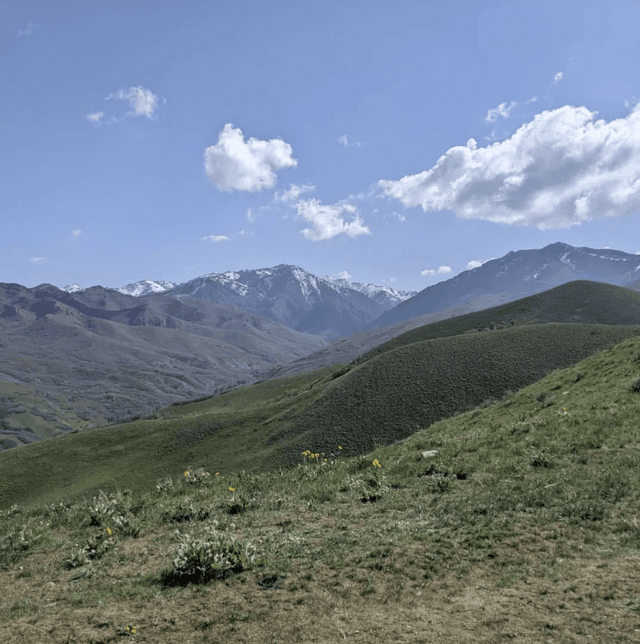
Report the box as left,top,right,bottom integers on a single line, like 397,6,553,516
273,183,316,203
86,112,104,123
337,134,362,148
553,72,564,84
17,22,35,37
336,270,352,280
246,208,255,223
421,265,452,277
466,258,494,270
204,123,297,192
71,228,82,238
379,103,640,230
30,257,46,263
201,234,230,243
295,198,371,241
106,86,161,118
381,277,397,283
484,101,517,124
391,211,406,222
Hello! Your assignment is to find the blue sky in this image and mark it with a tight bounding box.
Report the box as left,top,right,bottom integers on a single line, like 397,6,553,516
3,0,640,292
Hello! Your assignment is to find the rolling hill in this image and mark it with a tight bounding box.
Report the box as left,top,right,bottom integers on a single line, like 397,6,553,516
1,319,638,511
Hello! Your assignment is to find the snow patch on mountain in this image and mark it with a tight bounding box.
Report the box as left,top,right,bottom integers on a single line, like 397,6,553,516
325,276,417,307
117,280,177,297
61,283,83,293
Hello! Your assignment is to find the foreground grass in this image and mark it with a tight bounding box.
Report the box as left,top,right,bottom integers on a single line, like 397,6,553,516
2,336,640,642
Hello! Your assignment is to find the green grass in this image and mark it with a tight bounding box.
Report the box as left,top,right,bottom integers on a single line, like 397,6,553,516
2,332,640,641
1,323,638,511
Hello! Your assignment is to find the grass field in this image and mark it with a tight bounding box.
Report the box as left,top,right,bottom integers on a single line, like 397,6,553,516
1,322,638,511
2,329,640,641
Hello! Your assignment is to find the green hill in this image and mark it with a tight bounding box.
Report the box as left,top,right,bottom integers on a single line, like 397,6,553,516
1,322,638,511
354,280,640,366
2,325,640,642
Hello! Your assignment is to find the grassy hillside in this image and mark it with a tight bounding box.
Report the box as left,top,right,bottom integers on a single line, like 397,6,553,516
270,323,640,466
264,279,640,381
1,322,638,511
2,332,640,641
354,280,640,366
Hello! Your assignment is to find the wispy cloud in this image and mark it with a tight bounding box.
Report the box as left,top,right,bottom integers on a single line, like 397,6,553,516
86,112,104,123
105,86,162,119
204,124,297,192
295,198,371,241
379,103,640,230
273,183,316,203
201,234,230,243
30,256,46,264
421,265,452,277
553,71,564,84
71,228,82,239
337,134,362,148
484,101,518,124
17,22,35,37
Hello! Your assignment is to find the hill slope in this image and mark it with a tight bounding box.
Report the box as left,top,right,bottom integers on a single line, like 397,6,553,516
0,284,326,449
2,328,640,642
1,322,638,510
261,280,640,380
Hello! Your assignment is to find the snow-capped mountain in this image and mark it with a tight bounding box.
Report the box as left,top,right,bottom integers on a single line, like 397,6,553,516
368,242,640,329
117,280,178,297
57,265,416,340
324,276,417,308
61,283,83,293
165,264,405,340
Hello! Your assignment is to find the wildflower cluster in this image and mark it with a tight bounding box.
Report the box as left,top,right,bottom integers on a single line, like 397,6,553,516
183,467,212,487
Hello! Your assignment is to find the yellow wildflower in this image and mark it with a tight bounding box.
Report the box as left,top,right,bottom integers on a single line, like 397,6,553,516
229,487,236,492
106,526,112,537
184,470,189,477
373,458,382,468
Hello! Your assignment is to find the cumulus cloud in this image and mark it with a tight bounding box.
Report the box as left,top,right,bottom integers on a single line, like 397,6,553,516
86,112,104,123
201,234,230,243
421,266,452,277
379,103,640,230
336,270,352,280
295,198,371,241
71,228,82,239
204,123,297,192
273,183,316,203
106,86,161,118
30,257,46,263
553,72,564,84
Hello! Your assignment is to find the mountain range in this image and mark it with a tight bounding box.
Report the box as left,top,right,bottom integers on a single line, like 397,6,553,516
368,242,640,328
3,242,640,450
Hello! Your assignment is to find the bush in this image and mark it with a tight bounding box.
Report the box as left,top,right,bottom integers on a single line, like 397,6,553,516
162,522,258,585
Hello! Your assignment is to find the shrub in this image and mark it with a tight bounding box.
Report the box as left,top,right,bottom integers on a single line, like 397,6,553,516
162,522,258,585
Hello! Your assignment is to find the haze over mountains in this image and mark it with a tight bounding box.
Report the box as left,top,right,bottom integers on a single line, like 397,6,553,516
3,242,640,451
